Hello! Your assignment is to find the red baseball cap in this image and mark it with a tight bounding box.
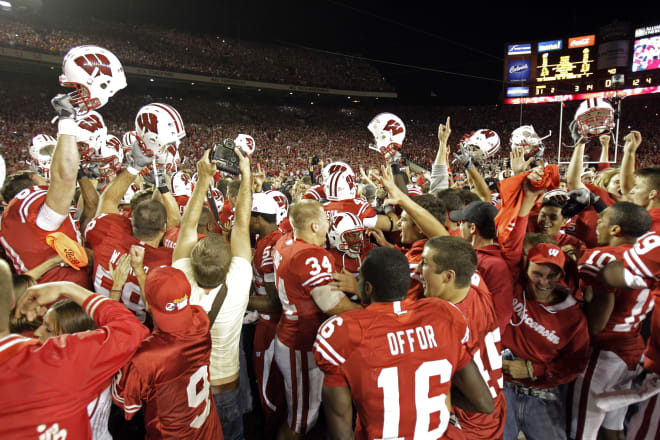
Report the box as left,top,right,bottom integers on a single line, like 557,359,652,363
527,243,565,275
145,266,193,333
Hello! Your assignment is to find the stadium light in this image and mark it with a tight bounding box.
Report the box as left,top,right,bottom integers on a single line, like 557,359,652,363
0,1,11,11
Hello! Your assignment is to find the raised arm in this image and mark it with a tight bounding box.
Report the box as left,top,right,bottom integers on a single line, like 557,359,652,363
232,149,252,261
620,131,642,198
173,150,216,262
45,95,79,216
377,165,448,238
430,116,451,193
566,138,587,191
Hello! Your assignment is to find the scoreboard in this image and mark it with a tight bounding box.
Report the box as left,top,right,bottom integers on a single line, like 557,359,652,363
503,25,660,104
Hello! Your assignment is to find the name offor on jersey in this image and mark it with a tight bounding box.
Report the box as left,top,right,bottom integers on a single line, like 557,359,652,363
386,325,438,356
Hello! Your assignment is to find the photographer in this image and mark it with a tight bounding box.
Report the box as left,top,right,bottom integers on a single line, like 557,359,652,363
172,148,253,440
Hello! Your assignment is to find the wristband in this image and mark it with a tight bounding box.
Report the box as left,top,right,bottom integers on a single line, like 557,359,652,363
158,185,169,194
466,163,476,171
388,216,394,233
57,118,77,137
593,197,607,214
126,166,140,176
77,166,86,181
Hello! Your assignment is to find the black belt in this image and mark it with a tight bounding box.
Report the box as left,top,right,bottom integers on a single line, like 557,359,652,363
505,382,558,401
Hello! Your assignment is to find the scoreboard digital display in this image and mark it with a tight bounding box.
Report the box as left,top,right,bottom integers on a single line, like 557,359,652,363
504,27,660,104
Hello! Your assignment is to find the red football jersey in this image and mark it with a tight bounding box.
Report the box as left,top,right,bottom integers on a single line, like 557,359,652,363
253,228,284,323
273,236,336,350
620,231,660,374
579,245,655,369
85,213,173,322
174,195,189,216
453,273,506,439
0,294,149,440
323,199,378,228
0,185,91,287
405,238,427,301
303,184,326,201
112,307,222,439
476,245,514,331
162,226,205,249
313,298,471,440
503,285,590,388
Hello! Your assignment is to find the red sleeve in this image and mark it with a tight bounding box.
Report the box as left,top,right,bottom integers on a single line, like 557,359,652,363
297,248,335,293
314,315,359,387
111,357,149,420
356,200,377,221
16,186,49,225
84,213,132,246
37,294,149,398
499,215,528,280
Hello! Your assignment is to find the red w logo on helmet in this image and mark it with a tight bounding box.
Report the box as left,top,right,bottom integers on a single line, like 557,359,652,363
78,114,104,133
180,173,190,185
74,54,112,77
383,119,404,135
483,130,496,138
137,113,159,134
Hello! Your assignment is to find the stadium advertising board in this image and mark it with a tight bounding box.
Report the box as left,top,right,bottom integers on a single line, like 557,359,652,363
504,28,660,104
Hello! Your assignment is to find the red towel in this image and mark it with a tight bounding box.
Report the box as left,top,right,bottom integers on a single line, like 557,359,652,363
494,165,559,242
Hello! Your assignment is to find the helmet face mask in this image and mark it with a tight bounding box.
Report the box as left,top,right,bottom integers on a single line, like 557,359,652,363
574,98,615,139
91,134,123,181
59,45,127,115
328,212,366,259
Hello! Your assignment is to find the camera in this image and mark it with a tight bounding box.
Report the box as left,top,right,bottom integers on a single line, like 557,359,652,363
210,138,239,175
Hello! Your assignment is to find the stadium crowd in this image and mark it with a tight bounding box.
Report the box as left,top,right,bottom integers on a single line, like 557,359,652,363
0,41,659,440
0,15,394,92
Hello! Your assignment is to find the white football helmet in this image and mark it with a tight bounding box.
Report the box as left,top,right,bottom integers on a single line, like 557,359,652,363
510,125,551,157
265,190,289,225
91,134,123,181
75,111,107,161
59,45,127,115
459,129,501,163
29,134,57,178
327,212,367,259
172,171,193,197
324,169,357,201
368,112,406,160
574,98,615,139
234,134,255,155
321,161,354,185
135,103,186,160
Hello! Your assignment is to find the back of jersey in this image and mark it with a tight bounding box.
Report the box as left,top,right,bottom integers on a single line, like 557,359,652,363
113,311,222,439
315,298,470,440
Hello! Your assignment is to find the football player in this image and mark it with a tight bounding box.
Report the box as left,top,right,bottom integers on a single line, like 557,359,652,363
272,199,360,439
314,247,493,440
570,203,653,440
247,192,286,438
421,236,506,439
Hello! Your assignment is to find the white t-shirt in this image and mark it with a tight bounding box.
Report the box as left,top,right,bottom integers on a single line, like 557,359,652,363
173,256,252,384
